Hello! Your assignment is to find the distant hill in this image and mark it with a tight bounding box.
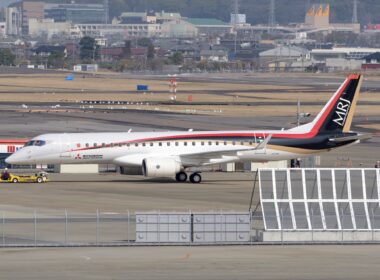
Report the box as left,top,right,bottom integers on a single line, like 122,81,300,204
5,0,380,25
108,0,380,25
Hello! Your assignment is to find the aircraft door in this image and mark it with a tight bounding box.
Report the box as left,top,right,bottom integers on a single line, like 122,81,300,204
59,134,72,160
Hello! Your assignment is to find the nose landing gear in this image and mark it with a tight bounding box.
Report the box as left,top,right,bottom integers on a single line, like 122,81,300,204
175,172,202,184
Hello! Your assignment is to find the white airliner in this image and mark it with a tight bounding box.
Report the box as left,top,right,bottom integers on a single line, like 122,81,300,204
6,74,369,183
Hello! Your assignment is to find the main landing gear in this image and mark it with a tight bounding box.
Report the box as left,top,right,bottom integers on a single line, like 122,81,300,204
175,172,202,184
175,172,187,182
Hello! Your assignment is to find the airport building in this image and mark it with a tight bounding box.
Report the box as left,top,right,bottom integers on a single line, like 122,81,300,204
28,18,71,38
310,47,380,70
362,52,380,70
161,19,198,38
5,6,22,36
119,11,182,24
4,1,107,36
185,18,232,36
0,21,6,38
259,46,380,71
259,46,309,70
76,20,202,39
0,8,5,38
305,4,330,29
8,1,44,35
75,23,162,38
44,3,107,24
310,47,380,61
0,139,26,168
304,3,360,33
200,50,229,62
365,24,380,33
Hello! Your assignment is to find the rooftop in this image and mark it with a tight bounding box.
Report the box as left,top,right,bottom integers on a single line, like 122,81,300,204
34,45,66,54
120,12,147,18
186,18,230,26
311,47,380,54
156,12,181,19
363,52,380,61
259,46,308,57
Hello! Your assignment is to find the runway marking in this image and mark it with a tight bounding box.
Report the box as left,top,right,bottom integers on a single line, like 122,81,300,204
179,252,192,260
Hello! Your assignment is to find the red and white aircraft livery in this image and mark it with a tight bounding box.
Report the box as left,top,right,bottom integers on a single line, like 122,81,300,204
6,74,370,183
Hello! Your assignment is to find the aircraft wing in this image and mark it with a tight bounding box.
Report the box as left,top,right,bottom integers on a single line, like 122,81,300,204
179,134,272,166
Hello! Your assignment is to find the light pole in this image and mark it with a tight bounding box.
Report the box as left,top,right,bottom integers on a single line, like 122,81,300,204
92,43,96,63
296,99,311,126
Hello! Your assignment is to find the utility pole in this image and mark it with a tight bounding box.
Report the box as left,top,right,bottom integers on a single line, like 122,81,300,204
297,99,300,127
104,0,109,24
92,44,96,63
296,99,311,126
233,0,239,55
268,0,275,33
352,0,358,24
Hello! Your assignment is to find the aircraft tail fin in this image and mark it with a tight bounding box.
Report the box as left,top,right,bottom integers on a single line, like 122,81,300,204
289,74,363,134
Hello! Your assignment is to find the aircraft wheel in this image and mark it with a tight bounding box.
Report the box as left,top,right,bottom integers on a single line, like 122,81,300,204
189,173,202,184
175,172,188,182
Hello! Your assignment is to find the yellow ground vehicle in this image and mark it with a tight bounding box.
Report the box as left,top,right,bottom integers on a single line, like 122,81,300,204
0,172,49,183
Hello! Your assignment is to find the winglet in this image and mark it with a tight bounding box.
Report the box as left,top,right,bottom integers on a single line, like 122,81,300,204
254,134,272,150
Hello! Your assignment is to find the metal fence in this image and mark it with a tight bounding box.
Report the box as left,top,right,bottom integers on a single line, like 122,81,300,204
1,209,380,247
1,168,380,246
0,210,134,247
259,168,380,231
0,210,251,247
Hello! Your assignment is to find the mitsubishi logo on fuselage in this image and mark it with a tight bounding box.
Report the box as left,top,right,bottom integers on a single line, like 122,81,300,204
333,97,351,126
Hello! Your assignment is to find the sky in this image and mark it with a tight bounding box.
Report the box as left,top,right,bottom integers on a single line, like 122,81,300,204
0,0,18,8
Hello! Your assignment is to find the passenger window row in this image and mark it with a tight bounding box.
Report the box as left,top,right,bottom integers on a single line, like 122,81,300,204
80,141,257,148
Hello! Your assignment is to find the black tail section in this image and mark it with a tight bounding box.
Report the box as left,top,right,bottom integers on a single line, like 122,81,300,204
309,74,363,135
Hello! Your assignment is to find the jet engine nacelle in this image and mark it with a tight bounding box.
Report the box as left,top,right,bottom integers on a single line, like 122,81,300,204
142,158,181,178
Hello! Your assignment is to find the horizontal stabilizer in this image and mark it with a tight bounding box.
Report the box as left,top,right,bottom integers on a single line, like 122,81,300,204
328,133,371,143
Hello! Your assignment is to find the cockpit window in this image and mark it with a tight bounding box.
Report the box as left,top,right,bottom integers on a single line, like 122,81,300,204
24,140,46,147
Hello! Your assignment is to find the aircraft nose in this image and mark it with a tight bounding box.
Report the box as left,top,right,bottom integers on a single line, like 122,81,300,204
5,153,21,164
5,149,31,165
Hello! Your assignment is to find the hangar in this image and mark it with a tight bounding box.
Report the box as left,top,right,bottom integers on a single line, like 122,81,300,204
0,139,26,168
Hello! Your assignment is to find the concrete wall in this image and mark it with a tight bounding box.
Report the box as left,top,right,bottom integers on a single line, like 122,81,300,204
262,231,380,242
223,160,288,172
54,164,99,174
251,160,288,170
325,58,362,70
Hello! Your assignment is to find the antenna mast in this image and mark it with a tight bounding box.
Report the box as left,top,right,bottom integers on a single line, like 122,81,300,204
268,0,275,33
352,0,358,24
